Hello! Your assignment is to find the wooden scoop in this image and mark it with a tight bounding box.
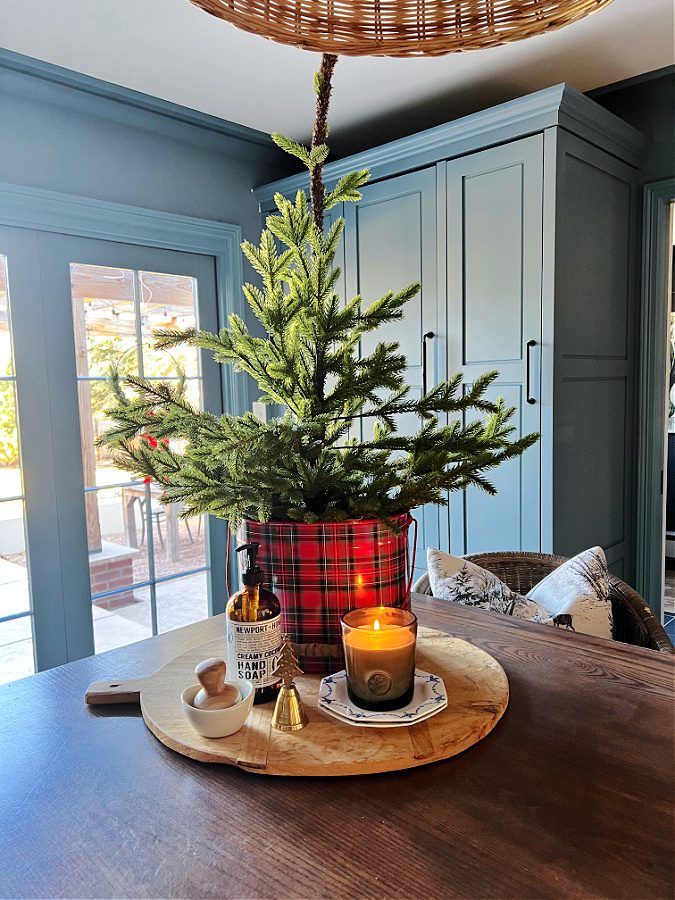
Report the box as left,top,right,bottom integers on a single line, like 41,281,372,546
193,658,241,710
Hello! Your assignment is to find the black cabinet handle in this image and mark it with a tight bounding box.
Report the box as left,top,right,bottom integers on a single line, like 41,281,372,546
526,340,536,405
422,331,435,394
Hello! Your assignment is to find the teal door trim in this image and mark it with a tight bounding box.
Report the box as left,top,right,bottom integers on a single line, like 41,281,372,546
635,178,675,616
0,181,247,419
0,227,75,669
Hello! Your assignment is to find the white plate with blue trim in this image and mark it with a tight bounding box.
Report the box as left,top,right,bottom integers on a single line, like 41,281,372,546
318,669,447,727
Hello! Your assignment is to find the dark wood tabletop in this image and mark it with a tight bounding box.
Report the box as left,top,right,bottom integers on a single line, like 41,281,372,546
1,594,673,900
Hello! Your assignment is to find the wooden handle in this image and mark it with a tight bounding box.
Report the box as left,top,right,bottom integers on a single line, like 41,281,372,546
84,679,145,705
195,658,226,696
237,704,273,771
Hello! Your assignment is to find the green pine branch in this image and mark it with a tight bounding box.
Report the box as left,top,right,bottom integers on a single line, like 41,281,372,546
100,59,539,528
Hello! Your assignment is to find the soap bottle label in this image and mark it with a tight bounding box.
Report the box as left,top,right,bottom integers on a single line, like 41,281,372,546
228,614,282,687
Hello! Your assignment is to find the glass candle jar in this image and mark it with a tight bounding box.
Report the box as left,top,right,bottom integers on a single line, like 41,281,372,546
340,607,417,710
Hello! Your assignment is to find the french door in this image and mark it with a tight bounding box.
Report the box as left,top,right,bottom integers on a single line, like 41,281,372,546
0,225,229,680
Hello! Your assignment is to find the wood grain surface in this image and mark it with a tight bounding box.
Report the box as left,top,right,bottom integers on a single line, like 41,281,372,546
90,628,509,774
1,596,673,900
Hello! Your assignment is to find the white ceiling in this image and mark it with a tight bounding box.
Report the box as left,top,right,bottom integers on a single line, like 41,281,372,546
1,0,673,154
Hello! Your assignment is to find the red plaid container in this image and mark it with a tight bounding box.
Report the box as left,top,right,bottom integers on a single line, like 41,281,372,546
237,513,417,673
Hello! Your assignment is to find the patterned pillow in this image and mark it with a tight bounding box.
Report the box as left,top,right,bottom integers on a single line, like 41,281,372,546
426,546,612,639
426,549,540,620
526,546,612,639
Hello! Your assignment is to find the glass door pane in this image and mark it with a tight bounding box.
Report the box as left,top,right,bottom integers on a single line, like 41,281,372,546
0,254,35,683
69,258,213,653
0,226,228,675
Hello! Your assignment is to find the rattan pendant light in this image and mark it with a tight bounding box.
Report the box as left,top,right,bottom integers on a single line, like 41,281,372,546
189,0,615,57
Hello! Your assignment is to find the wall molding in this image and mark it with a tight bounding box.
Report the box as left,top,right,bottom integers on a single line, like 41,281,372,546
254,83,644,209
0,180,247,418
0,47,274,150
588,65,675,100
635,178,675,615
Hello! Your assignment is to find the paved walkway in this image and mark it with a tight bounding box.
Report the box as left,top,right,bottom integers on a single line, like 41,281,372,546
93,572,209,653
0,557,32,682
0,566,209,684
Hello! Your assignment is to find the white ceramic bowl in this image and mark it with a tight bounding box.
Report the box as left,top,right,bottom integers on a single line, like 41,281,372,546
181,679,255,738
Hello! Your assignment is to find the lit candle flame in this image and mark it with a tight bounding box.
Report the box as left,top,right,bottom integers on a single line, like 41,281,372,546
373,619,381,631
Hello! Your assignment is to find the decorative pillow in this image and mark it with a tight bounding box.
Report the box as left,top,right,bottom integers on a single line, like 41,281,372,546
526,546,612,639
426,548,540,620
426,546,613,639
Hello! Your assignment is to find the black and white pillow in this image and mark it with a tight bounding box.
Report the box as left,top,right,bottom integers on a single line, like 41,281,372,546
426,546,612,639
426,550,541,620
526,546,612,638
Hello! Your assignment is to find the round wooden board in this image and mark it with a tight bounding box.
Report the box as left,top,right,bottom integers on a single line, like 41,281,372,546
140,626,509,776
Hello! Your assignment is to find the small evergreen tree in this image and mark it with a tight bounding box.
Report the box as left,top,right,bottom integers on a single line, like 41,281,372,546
99,55,537,529
272,636,304,685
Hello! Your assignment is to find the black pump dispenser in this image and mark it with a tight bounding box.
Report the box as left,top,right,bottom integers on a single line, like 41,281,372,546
236,542,263,586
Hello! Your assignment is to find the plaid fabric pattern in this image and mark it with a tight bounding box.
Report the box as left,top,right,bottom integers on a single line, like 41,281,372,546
237,513,416,673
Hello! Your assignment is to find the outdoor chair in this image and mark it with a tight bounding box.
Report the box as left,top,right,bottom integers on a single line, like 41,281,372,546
138,496,193,549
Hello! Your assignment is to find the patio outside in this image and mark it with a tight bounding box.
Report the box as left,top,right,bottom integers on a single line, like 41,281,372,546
0,263,215,685
0,465,210,685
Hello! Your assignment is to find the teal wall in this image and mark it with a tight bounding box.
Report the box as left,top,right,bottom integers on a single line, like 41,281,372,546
0,53,295,247
0,51,298,410
589,67,675,184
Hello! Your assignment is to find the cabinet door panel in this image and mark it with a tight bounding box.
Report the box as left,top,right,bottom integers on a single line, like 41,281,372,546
551,131,638,584
357,191,423,364
446,136,543,556
464,165,525,364
464,383,537,553
344,168,445,576
323,204,346,305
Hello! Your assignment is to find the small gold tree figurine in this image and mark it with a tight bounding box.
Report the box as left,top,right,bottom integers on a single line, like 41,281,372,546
271,636,309,732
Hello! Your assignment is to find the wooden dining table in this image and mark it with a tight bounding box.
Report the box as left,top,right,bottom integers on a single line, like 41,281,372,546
1,594,673,900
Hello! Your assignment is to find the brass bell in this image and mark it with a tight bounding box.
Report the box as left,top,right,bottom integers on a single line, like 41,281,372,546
271,636,309,732
272,682,309,732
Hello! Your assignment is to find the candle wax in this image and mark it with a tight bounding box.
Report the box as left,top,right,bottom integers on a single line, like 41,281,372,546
343,619,415,706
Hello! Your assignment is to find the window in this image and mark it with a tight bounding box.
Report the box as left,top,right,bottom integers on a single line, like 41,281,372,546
70,264,209,653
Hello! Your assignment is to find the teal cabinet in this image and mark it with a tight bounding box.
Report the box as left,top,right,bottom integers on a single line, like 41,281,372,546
545,129,639,580
256,84,643,583
323,204,346,302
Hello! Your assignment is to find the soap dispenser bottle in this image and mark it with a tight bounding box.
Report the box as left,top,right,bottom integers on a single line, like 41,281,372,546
226,542,283,704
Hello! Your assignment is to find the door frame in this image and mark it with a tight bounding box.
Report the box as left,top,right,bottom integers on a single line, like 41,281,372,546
0,182,246,666
635,178,675,615
0,181,246,419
